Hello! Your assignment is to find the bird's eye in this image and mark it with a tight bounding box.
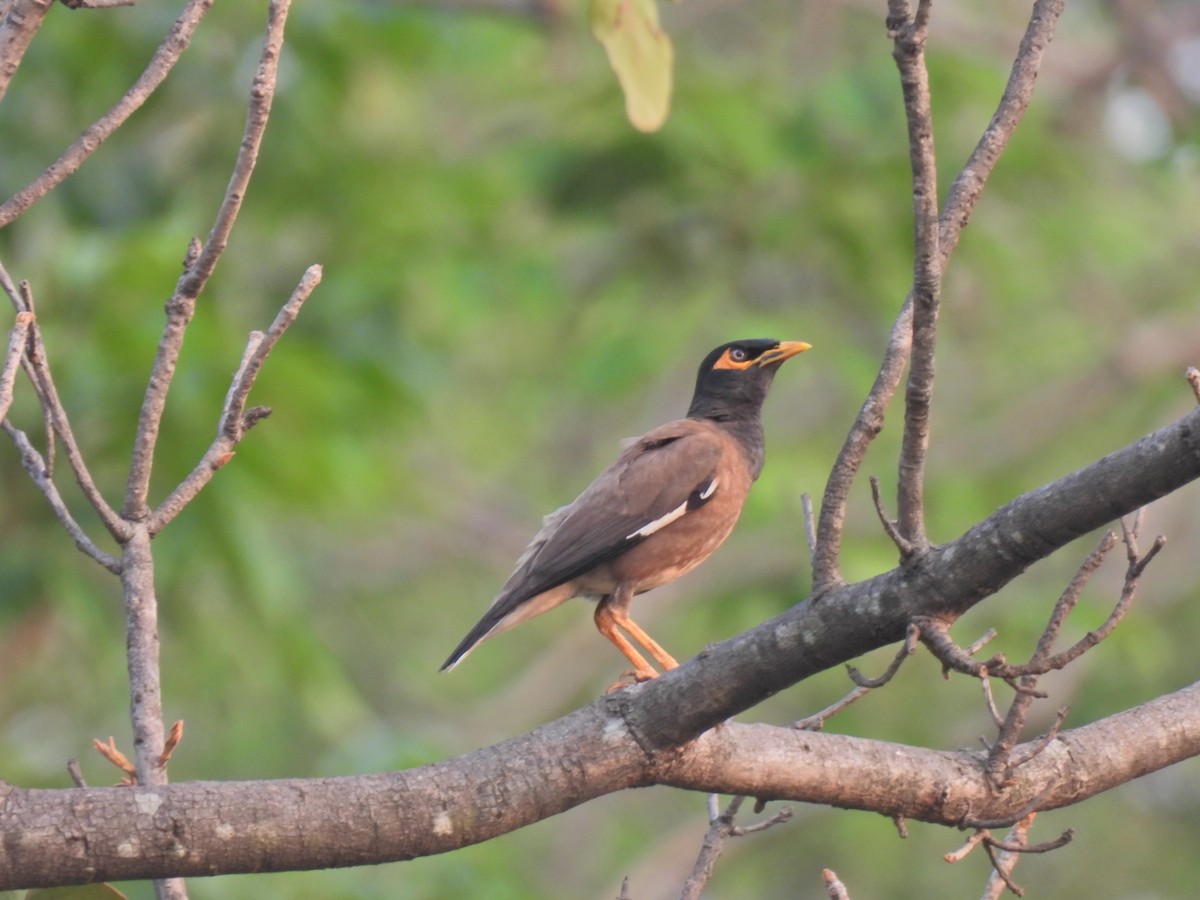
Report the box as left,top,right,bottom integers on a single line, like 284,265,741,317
729,348,749,362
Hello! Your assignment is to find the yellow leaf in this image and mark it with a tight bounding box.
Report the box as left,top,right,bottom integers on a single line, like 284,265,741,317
590,0,674,132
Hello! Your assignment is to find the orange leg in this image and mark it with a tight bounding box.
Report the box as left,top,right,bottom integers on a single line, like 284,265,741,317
594,602,658,682
594,589,680,681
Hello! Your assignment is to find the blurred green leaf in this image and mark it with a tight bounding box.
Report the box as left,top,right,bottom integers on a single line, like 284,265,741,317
589,0,674,132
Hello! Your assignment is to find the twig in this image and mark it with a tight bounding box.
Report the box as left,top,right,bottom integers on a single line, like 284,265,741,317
679,796,793,900
945,828,988,863
1,421,121,572
979,668,1004,728
149,264,321,535
0,0,54,104
986,531,1117,779
812,299,913,589
990,526,1161,680
93,736,138,785
801,491,817,558
823,868,851,900
981,839,1026,898
123,0,293,522
812,0,1065,590
0,0,215,227
796,623,920,730
888,0,941,553
848,622,921,688
1186,367,1200,404
1004,707,1069,776
157,720,184,769
66,757,87,788
12,282,129,539
0,310,32,421
794,686,871,732
938,0,1067,261
60,0,139,7
869,474,914,556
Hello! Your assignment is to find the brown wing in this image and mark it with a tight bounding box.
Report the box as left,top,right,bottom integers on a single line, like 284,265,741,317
440,420,724,669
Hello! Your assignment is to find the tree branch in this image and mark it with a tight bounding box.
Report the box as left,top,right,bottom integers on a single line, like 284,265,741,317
0,0,215,228
122,0,293,521
888,0,940,551
0,0,53,103
3,676,1197,889
811,0,1065,589
0,264,129,540
149,263,321,535
4,405,1200,887
0,309,32,421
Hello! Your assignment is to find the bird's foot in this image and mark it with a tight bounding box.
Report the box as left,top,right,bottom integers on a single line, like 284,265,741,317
605,667,659,692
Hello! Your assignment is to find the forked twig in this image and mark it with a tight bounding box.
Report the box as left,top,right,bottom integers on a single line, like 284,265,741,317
796,623,920,730
123,0,294,521
0,266,127,539
679,796,794,900
0,421,120,572
811,0,1066,589
149,264,322,534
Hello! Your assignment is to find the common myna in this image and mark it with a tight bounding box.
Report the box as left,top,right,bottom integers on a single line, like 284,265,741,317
441,338,811,682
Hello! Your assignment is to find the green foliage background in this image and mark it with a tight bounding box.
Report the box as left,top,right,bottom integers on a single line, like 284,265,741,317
2,1,1199,897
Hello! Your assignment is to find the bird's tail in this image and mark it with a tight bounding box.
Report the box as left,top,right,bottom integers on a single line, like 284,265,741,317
439,582,576,672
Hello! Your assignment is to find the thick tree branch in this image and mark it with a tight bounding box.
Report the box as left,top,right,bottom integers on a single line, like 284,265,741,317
3,408,1200,889
0,0,214,228
3,677,1197,889
631,404,1200,749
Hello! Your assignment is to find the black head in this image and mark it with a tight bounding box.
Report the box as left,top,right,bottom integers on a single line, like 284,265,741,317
686,338,811,422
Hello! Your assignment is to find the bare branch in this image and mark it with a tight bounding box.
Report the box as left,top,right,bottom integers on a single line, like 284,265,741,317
123,0,294,521
888,0,941,552
986,530,1117,779
801,491,816,558
869,473,914,555
938,0,1066,260
20,300,128,538
0,0,214,227
680,796,792,900
0,0,53,103
796,624,920,730
1,421,121,572
149,263,321,535
61,0,139,8
0,310,32,421
812,298,912,589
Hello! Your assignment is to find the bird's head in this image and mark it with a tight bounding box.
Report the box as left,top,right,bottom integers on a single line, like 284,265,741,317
686,338,811,422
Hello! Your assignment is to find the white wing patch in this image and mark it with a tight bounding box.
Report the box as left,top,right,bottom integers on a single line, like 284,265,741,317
627,501,688,540
625,478,719,541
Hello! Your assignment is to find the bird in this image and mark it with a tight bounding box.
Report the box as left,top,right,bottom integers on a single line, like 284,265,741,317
440,338,811,682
